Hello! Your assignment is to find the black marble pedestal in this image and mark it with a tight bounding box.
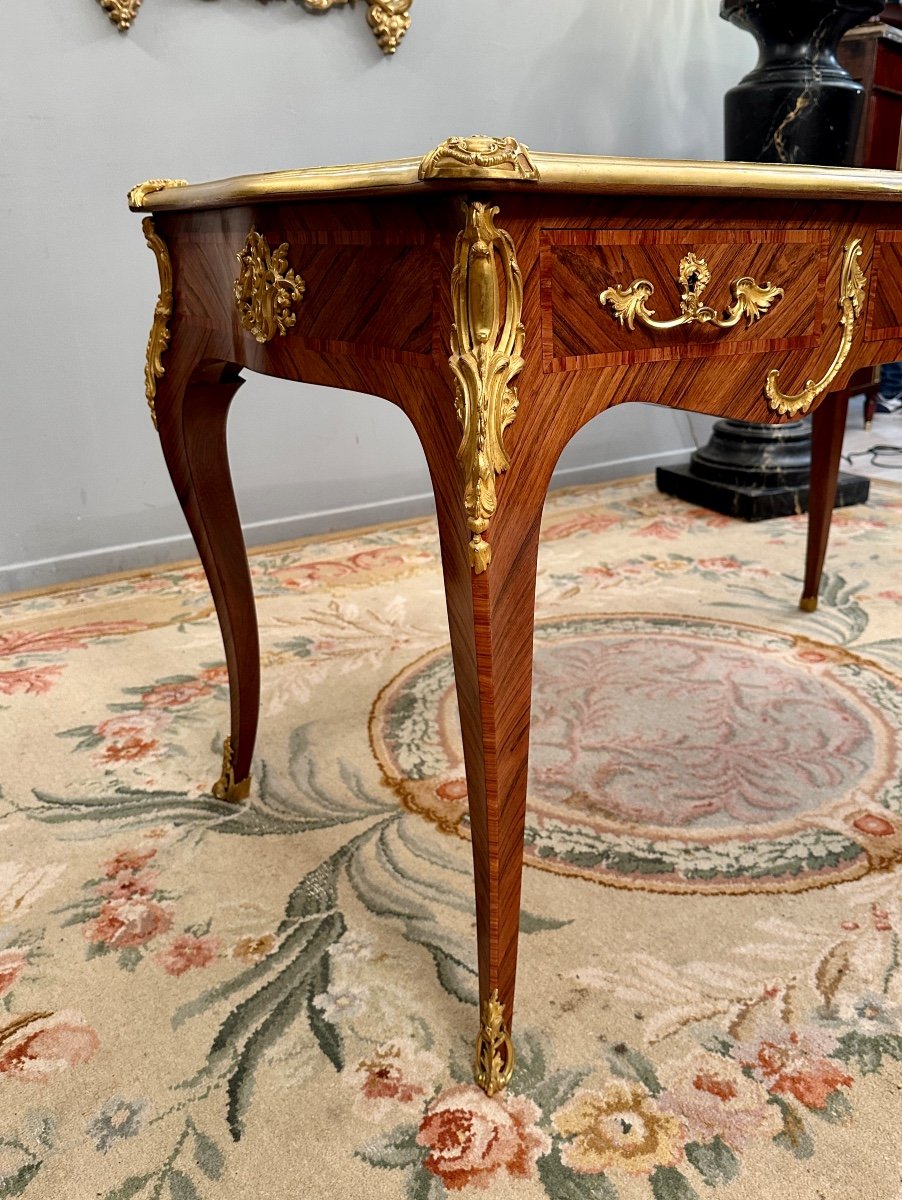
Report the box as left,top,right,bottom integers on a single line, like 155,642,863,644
657,420,870,520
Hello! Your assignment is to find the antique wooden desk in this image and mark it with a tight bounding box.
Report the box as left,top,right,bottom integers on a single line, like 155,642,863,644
129,136,902,1096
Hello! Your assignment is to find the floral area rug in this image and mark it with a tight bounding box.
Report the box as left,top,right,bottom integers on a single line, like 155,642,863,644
0,477,900,1200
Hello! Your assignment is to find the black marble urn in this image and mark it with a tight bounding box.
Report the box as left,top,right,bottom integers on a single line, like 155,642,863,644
722,0,884,164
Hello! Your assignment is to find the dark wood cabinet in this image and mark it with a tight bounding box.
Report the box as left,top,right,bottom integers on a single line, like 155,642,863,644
840,12,902,168
838,8,902,421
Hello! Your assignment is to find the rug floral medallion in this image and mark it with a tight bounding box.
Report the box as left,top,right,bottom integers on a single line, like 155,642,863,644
0,478,900,1199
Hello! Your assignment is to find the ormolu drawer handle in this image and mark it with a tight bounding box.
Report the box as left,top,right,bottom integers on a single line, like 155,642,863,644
599,252,783,332
765,239,866,417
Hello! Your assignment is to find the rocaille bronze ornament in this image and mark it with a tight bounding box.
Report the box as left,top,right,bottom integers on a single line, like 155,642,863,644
96,0,412,54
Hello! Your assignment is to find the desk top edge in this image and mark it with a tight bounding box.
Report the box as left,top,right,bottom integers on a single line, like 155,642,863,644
129,136,902,213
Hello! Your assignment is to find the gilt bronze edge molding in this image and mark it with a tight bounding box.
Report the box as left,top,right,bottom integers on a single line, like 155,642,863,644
97,0,412,54
128,179,188,209
127,154,902,214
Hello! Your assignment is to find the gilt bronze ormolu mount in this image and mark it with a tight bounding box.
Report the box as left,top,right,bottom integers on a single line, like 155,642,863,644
96,0,413,54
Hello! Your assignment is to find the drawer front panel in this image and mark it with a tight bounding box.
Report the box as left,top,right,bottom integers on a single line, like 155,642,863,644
864,229,902,341
541,228,829,373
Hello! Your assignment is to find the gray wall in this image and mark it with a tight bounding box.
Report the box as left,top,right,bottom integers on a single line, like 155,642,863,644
0,0,755,593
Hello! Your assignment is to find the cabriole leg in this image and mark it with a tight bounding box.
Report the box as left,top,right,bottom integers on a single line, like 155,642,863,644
428,463,545,1098
420,198,549,1095
153,348,259,802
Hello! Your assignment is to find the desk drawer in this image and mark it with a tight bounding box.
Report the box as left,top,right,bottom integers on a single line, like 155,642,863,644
540,228,829,373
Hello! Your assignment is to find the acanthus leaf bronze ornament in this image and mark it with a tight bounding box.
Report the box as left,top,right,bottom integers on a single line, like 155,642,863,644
99,0,141,30
127,179,188,209
366,0,412,53
474,990,515,1097
212,736,251,804
234,229,306,345
765,238,866,417
96,0,412,54
599,252,784,332
141,217,173,430
449,203,525,574
420,136,539,182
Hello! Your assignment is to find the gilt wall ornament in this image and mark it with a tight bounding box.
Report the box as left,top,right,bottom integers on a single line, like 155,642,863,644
99,0,141,29
234,229,306,345
449,203,525,575
95,0,412,54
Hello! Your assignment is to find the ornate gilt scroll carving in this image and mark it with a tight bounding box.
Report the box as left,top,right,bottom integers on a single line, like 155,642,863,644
99,0,141,29
366,0,412,53
449,203,525,574
765,239,866,417
474,990,515,1097
420,136,538,182
234,229,306,344
142,217,173,430
128,180,188,209
599,252,784,332
96,0,412,53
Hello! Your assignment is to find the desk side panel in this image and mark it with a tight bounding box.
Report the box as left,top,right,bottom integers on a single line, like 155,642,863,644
158,199,454,396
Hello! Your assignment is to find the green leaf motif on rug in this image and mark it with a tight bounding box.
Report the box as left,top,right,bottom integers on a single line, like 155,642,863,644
528,1066,591,1117
770,1097,815,1159
166,1170,199,1200
684,1137,740,1186
224,910,346,1140
537,1144,618,1199
0,1146,41,1199
104,1120,223,1200
191,1127,224,1181
106,1175,153,1200
356,1124,423,1171
507,1029,546,1093
809,1089,853,1124
834,1030,902,1075
650,1165,701,1200
604,1043,662,1096
305,951,344,1072
406,1169,446,1200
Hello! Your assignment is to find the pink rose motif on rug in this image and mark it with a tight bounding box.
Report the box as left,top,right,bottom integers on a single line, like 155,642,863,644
415,1084,550,1190
0,1011,99,1081
371,614,902,894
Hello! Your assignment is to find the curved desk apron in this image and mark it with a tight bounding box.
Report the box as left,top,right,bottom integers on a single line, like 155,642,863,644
129,136,902,1097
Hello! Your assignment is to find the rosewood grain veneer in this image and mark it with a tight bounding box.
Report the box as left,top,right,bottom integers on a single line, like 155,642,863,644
129,136,902,1097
